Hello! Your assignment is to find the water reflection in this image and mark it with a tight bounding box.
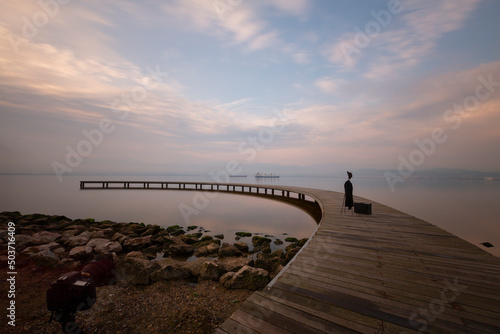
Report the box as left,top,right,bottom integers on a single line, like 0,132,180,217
0,175,317,251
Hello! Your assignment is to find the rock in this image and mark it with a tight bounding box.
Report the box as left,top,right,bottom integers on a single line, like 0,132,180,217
142,245,160,259
69,246,93,259
31,231,61,245
94,241,122,254
233,241,249,253
285,247,300,264
273,239,283,246
220,257,253,272
270,249,285,259
150,264,190,282
30,249,59,267
150,258,190,281
22,242,61,255
60,230,78,243
138,226,161,237
90,230,106,239
13,234,33,252
119,225,137,237
298,238,308,247
252,236,272,247
214,234,224,240
166,225,181,233
66,225,87,234
116,257,159,285
170,229,185,236
66,231,91,248
199,259,224,281
150,230,169,244
102,228,116,239
179,235,199,245
164,237,194,256
123,235,152,251
86,238,111,250
254,253,282,276
182,257,209,278
126,251,147,259
111,232,129,244
52,247,66,256
220,265,269,290
194,245,209,257
218,243,242,258
206,242,220,254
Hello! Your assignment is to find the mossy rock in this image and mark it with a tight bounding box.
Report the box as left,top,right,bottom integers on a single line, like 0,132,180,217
285,237,298,243
214,234,224,239
166,225,181,233
273,239,283,246
186,232,203,238
187,225,198,231
51,215,71,222
261,242,272,253
235,232,252,237
252,236,272,247
201,235,213,242
297,238,308,247
170,229,185,236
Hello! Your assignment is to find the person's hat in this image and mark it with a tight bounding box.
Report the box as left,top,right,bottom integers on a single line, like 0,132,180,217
347,171,353,178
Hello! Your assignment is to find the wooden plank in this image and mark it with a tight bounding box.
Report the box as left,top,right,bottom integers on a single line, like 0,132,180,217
258,288,383,333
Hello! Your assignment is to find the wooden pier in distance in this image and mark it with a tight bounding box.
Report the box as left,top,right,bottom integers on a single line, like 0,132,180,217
80,181,500,333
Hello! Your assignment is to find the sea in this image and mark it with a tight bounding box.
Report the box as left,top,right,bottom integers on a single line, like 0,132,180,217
1,174,499,257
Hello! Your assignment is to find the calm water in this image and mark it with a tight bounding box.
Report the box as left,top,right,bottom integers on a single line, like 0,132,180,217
1,174,499,256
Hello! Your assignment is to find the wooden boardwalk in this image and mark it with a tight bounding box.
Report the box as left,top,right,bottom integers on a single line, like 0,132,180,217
80,181,500,333
214,186,500,333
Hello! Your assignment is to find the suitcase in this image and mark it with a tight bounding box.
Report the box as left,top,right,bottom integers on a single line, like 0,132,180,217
354,202,372,215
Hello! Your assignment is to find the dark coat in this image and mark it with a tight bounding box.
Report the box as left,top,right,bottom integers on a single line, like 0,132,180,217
344,180,353,209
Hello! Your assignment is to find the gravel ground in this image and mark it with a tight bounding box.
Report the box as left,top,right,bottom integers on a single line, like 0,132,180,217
0,257,253,334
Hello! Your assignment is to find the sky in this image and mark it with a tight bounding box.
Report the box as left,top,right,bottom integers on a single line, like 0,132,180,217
1,0,500,179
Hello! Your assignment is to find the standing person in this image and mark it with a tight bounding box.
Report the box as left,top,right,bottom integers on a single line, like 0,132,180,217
344,171,354,210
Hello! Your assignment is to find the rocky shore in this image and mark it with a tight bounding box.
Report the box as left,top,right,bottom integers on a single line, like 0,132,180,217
0,211,307,333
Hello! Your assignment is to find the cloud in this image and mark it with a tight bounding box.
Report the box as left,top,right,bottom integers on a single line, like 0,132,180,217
323,0,481,77
314,77,346,94
292,50,310,64
159,0,309,56
293,60,500,168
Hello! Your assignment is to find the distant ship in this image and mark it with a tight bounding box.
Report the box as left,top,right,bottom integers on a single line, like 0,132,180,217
255,172,279,178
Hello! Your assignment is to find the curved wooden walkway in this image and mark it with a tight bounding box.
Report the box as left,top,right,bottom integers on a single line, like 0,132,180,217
213,185,500,333
80,181,500,333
